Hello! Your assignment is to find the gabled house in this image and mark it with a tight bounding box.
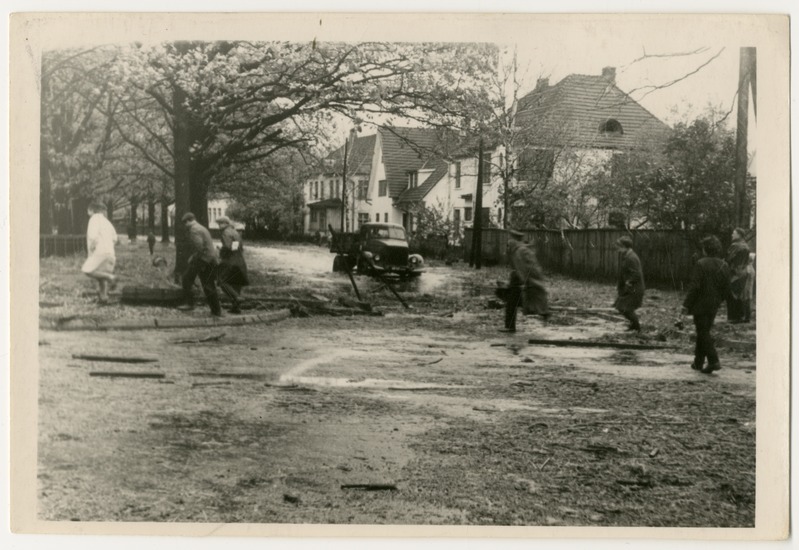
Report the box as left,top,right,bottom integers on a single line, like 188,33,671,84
303,126,445,235
509,66,671,227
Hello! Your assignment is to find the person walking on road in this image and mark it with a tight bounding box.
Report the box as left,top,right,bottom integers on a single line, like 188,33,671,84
178,212,222,317
682,236,731,374
215,216,249,314
147,231,157,256
499,229,550,333
613,236,645,332
81,201,119,304
726,228,751,323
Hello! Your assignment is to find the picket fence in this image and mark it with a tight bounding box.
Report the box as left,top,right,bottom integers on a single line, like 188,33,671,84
40,235,87,258
464,228,704,289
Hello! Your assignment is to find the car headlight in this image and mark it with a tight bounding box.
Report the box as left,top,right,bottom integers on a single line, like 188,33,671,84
374,254,381,262
363,251,373,259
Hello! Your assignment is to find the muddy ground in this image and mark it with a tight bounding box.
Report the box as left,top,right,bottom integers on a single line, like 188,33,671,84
37,241,756,526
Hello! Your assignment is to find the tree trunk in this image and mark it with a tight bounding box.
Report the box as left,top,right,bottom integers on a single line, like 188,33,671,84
129,199,139,241
189,164,209,228
72,196,89,235
40,75,53,235
147,197,156,233
173,79,192,279
160,199,171,243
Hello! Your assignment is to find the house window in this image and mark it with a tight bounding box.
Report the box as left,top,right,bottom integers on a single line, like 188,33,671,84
464,207,473,222
358,213,369,227
311,210,318,223
453,208,461,233
481,207,491,226
408,171,418,188
384,212,389,223
208,208,212,222
599,119,623,135
454,162,462,189
329,180,335,198
481,152,492,183
320,181,325,199
378,180,387,197
358,180,368,200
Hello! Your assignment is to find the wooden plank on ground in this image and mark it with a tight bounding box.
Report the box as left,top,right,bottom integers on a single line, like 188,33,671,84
73,354,158,363
527,338,674,351
89,372,165,379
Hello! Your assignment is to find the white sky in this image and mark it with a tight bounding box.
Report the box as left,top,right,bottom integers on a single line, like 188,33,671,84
507,16,756,127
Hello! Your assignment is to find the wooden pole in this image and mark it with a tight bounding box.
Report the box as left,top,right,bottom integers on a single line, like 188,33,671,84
473,139,485,269
734,47,755,228
340,137,348,232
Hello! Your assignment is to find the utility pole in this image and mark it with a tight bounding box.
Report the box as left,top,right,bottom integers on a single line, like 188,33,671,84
340,136,348,233
734,47,756,229
470,139,485,270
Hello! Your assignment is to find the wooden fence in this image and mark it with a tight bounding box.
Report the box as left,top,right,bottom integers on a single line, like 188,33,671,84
464,228,705,289
40,235,87,258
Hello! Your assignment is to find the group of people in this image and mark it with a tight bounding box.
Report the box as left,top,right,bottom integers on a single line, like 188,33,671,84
499,227,755,375
177,212,249,317
80,204,249,315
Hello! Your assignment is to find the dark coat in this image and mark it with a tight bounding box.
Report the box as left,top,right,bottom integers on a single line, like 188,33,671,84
683,257,731,317
613,248,645,313
508,240,549,315
217,226,249,287
727,238,750,298
187,222,219,264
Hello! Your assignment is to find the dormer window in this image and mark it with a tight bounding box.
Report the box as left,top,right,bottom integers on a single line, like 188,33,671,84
599,119,623,136
408,171,419,188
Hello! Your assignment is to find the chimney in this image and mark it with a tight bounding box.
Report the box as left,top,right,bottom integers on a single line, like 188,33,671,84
535,77,549,91
602,66,616,83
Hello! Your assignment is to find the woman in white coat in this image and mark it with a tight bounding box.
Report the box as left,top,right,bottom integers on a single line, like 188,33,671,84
81,202,118,303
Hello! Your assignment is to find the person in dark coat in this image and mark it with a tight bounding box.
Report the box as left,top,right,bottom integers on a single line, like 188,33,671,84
177,212,222,317
215,216,249,314
682,236,732,374
613,236,645,331
147,231,157,255
726,227,751,323
499,229,549,333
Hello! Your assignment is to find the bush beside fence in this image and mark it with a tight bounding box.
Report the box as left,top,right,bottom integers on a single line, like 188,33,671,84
465,228,705,289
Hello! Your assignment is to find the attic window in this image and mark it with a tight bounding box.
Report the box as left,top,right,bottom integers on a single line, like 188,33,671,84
599,119,623,135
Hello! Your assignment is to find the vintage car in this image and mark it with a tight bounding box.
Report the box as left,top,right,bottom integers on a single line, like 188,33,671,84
331,222,424,278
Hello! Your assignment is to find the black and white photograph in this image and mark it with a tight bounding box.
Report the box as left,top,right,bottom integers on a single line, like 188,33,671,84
8,10,790,542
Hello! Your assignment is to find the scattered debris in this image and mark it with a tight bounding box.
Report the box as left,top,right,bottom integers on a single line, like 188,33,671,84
173,333,226,344
283,493,300,504
539,457,552,470
649,448,660,458
73,354,158,364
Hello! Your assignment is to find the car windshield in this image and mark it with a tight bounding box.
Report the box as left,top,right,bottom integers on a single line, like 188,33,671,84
369,227,405,240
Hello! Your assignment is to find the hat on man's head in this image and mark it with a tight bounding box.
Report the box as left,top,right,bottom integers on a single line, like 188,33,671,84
216,216,231,226
616,236,633,249
181,212,196,223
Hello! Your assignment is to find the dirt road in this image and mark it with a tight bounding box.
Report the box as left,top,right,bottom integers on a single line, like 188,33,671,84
37,243,756,526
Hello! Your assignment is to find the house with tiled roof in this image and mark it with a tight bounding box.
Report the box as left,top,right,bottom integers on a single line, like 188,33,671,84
303,126,447,235
508,66,671,227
